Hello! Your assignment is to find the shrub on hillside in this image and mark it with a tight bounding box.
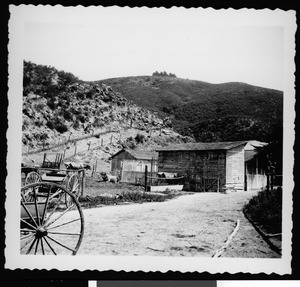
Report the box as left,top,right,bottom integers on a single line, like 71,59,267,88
56,123,68,133
78,114,87,123
47,98,57,110
73,119,81,130
124,136,136,149
34,103,45,112
76,91,86,100
135,133,146,144
46,118,68,133
62,109,74,121
34,119,44,127
57,70,79,86
152,71,177,77
46,120,55,130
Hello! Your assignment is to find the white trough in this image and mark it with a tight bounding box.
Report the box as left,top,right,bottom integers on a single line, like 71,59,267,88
149,185,183,192
41,173,65,182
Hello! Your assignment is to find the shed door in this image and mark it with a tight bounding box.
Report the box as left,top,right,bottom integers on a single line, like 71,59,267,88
189,169,220,192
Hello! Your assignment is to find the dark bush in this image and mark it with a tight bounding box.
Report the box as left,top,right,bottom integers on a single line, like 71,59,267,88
76,91,85,100
78,114,86,123
73,120,81,130
135,133,146,144
244,187,282,234
46,120,55,130
35,103,44,112
34,119,44,127
62,109,73,121
47,98,57,110
56,123,68,133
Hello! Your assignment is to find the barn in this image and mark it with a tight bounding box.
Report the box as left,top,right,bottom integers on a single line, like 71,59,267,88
110,149,158,184
156,141,247,192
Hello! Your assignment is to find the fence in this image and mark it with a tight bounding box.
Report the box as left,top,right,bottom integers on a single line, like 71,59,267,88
22,127,118,156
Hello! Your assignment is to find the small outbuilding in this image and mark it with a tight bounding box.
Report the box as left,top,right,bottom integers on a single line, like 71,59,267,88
156,141,247,192
110,149,158,184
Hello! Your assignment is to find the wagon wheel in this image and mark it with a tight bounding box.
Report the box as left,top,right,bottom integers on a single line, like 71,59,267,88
65,174,81,207
20,182,84,255
22,171,41,201
25,171,40,185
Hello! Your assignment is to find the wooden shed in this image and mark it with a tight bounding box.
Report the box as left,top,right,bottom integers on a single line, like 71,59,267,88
111,149,158,184
244,141,268,191
156,141,247,192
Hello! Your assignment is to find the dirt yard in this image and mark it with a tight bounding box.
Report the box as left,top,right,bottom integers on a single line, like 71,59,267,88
78,190,281,258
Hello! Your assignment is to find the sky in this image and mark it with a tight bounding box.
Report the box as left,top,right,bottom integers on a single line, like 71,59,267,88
11,6,295,91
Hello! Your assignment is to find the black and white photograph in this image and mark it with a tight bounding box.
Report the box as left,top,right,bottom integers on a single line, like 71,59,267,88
6,5,296,274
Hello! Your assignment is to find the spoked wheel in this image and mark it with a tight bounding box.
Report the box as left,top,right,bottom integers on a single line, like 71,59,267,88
24,171,40,185
23,172,41,201
20,182,84,255
66,174,81,207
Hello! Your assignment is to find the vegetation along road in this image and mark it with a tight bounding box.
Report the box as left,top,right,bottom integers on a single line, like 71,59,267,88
79,190,280,258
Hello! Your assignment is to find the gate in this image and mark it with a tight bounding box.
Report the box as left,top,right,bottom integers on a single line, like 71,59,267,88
186,170,220,192
203,177,220,192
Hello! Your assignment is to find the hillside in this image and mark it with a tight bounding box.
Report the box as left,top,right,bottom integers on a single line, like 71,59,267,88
96,76,283,142
22,62,192,167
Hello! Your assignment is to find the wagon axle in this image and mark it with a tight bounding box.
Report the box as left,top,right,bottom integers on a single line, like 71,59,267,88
36,227,48,238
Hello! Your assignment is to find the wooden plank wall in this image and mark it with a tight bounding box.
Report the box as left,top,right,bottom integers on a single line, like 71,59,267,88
112,154,157,183
158,150,226,191
225,145,245,191
111,150,135,176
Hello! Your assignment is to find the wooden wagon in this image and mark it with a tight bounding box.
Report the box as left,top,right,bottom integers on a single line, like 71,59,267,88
22,152,85,201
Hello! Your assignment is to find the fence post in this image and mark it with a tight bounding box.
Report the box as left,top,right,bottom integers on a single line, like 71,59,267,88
267,173,270,193
144,165,148,192
74,145,77,155
110,135,113,144
101,138,104,147
150,158,154,187
92,159,98,177
88,141,91,150
81,169,85,197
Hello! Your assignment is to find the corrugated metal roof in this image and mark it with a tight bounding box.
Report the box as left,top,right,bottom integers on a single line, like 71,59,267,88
156,141,247,152
111,149,158,160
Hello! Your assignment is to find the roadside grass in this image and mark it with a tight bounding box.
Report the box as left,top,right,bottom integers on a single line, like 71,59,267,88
79,176,187,208
243,187,282,234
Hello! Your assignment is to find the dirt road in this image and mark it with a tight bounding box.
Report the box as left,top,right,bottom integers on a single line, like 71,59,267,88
79,191,280,258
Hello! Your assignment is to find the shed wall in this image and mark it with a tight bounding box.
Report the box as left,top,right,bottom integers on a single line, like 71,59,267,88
120,159,157,184
158,150,226,191
225,145,245,191
111,150,136,177
111,151,157,183
245,155,267,191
